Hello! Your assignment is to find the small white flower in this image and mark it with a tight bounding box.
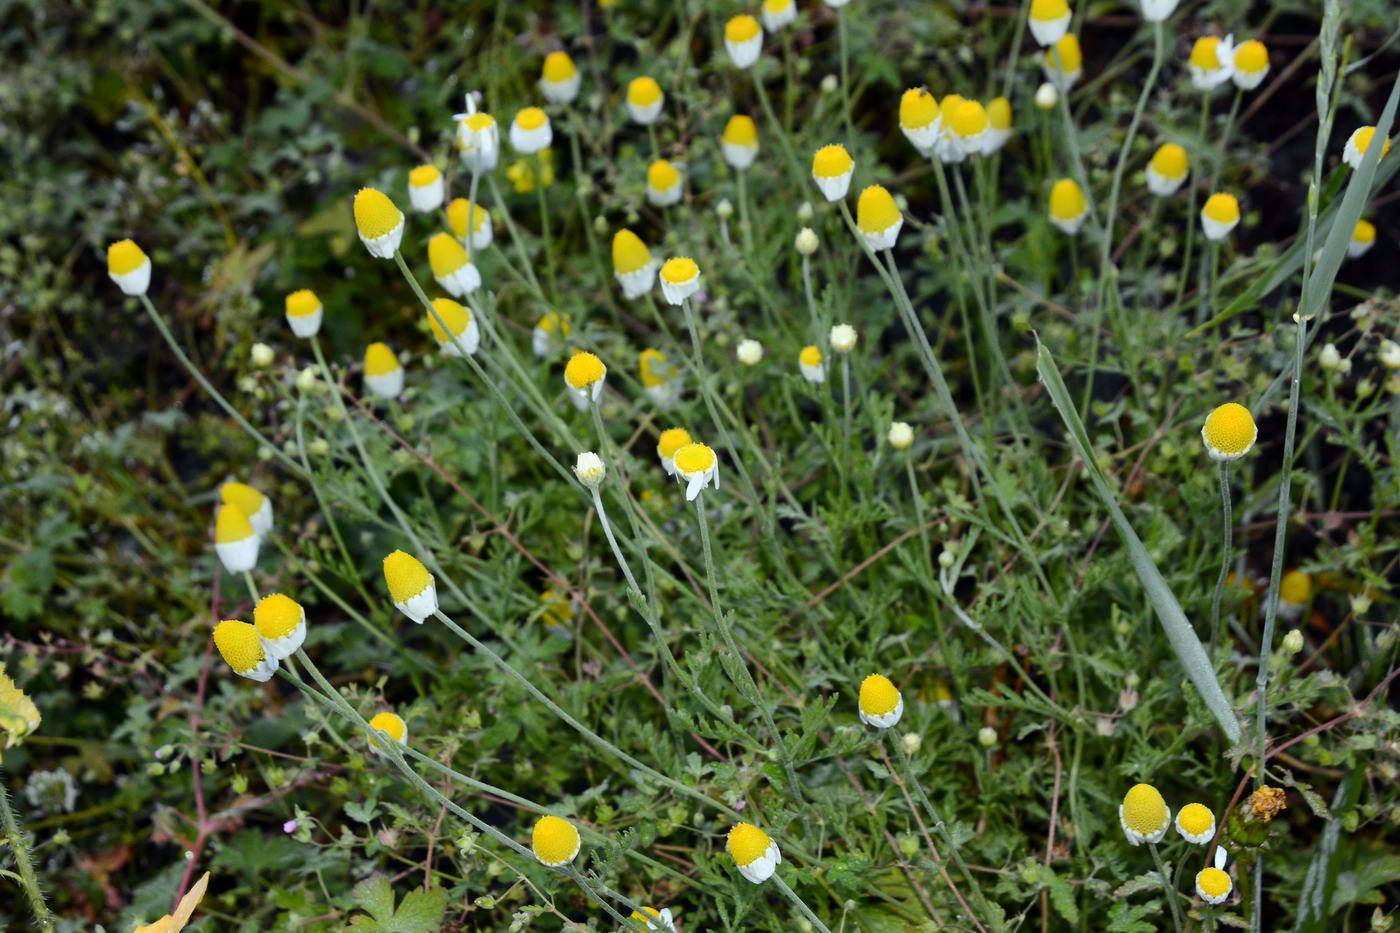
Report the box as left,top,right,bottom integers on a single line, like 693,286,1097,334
830,324,857,353
888,421,914,449
250,343,274,367
573,451,606,488
737,339,764,365
1034,82,1058,110
795,228,819,255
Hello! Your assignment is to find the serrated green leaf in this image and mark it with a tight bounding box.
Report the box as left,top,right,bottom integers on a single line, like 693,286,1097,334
389,886,447,933
352,876,396,923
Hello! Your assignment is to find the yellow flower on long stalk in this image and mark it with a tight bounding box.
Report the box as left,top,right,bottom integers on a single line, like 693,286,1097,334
509,107,553,154
811,144,855,201
1348,219,1376,259
1200,192,1241,241
284,288,323,339
898,87,940,155
1145,143,1189,197
727,822,781,883
761,0,796,30
646,158,683,206
986,96,1013,152
1232,40,1269,90
213,504,259,574
447,197,494,251
1043,33,1083,89
1201,402,1256,461
626,76,665,125
426,297,480,357
363,342,404,399
1188,36,1235,91
673,442,719,500
107,239,152,296
531,815,582,867
658,256,701,305
721,115,759,170
353,187,405,259
213,620,278,682
612,229,657,299
367,711,408,755
532,311,570,356
564,350,607,408
1119,783,1170,845
427,232,481,297
1028,0,1071,47
454,107,500,173
1048,178,1088,234
254,593,307,660
1343,125,1391,170
724,15,764,69
220,482,273,536
539,51,581,105
407,164,445,213
639,348,680,406
383,550,438,623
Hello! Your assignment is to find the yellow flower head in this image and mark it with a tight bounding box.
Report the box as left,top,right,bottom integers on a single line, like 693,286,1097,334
531,814,582,866
673,442,716,476
629,906,671,930
565,351,606,390
812,144,854,179
364,342,400,377
428,233,470,278
1353,219,1376,245
535,311,570,337
0,665,41,749
213,620,266,675
628,75,663,107
1049,178,1088,233
462,112,495,133
857,185,901,235
1190,37,1223,71
1234,40,1267,76
540,589,575,627
383,550,433,605
660,256,699,285
1202,192,1240,224
949,100,987,139
1279,569,1312,606
640,348,671,388
426,297,471,342
648,159,681,191
1120,783,1170,844
723,114,758,147
408,164,441,188
254,593,303,640
1201,402,1256,461
515,106,548,131
285,289,321,320
353,187,402,240
369,711,407,743
612,229,653,275
726,14,761,42
220,482,266,520
799,345,822,368
1045,34,1082,76
727,822,773,867
939,93,966,121
1196,866,1231,902
447,198,491,237
1150,143,1189,180
542,51,577,83
900,87,939,130
1344,126,1392,170
1175,802,1215,844
1031,0,1069,18
134,870,209,933
107,239,147,276
214,504,255,544
657,427,693,461
988,96,1012,131
859,674,899,716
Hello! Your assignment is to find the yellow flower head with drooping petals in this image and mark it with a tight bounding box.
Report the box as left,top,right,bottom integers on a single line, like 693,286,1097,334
447,198,490,237
133,870,210,933
988,96,1012,131
536,311,570,337
812,144,854,179
723,114,758,147
1151,143,1189,179
285,289,320,319
1202,402,1256,460
108,239,147,276
640,349,670,388
1122,783,1169,836
364,342,400,377
1049,179,1087,221
612,229,652,275
658,428,693,460
542,51,577,83
213,620,264,675
0,665,41,749
1190,37,1223,72
630,907,666,928
799,345,822,368
857,185,901,234
1045,34,1082,73
428,233,471,278
426,298,471,342
383,550,433,605
949,100,989,137
939,94,966,122
220,482,266,518
1353,219,1376,245
1176,802,1215,844
725,14,761,43
515,107,548,131
408,164,441,188
540,589,574,627
532,814,582,866
627,76,662,107
1030,0,1070,20
1203,192,1240,225
859,674,899,717
673,443,716,476
727,822,773,866
214,504,254,544
565,351,606,390
1280,569,1312,606
648,159,681,190
660,257,699,285
353,188,401,240
1234,40,1267,76
254,593,302,640
900,87,939,130
369,711,407,743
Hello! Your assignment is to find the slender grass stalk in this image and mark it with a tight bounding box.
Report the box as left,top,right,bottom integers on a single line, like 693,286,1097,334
836,9,855,146
751,68,805,189
1148,841,1186,933
0,777,56,933
1209,461,1235,647
241,570,259,606
772,875,834,933
535,150,557,300
1173,93,1212,312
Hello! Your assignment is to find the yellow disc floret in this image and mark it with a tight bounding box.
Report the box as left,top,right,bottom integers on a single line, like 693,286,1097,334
531,815,581,865
220,482,266,517
285,289,321,319
536,311,570,336
658,428,693,459
353,188,401,240
812,144,854,179
213,620,264,674
1030,0,1069,19
383,550,432,604
565,351,606,389
427,298,471,341
612,229,652,275
464,113,495,132
254,593,302,639
1353,219,1377,243
725,14,761,42
446,198,489,237
428,233,470,277
859,674,900,716
542,51,576,82
409,164,441,187
950,100,989,137
1046,34,1082,72
1351,126,1390,158
364,342,400,377
673,443,716,475
899,88,939,129
988,96,1012,130
857,185,901,234
660,257,699,284
1177,803,1214,837
215,504,254,544
727,823,772,866
1234,40,1267,74
723,114,758,147
107,239,147,276
628,76,662,107
647,159,681,190
1202,192,1240,224
631,907,664,925
799,345,822,367
1151,143,1189,179
1049,179,1086,220
1202,402,1255,456
1190,37,1223,71
369,711,407,743
640,349,669,387
1122,783,1169,835
515,106,547,131
1280,569,1312,605
1197,867,1230,899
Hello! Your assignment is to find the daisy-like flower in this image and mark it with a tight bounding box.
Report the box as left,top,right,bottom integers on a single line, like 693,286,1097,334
858,674,904,729
107,239,152,296
1145,143,1189,196
1140,0,1179,22
856,185,903,250
640,348,680,406
1028,0,1071,47
220,481,273,536
1188,36,1235,91
1232,40,1269,90
447,197,494,252
510,107,553,154
427,232,482,297
612,229,657,299
407,164,445,213
1196,846,1233,905
724,15,764,69
673,442,719,500
532,311,570,356
1043,34,1083,89
363,342,404,399
798,345,826,384
574,451,606,488
657,427,693,476
1175,802,1216,845
353,188,405,259
1201,402,1257,461
454,109,500,173
646,159,684,206
830,324,857,353
659,257,702,305
1049,178,1089,234
933,95,969,163
254,593,307,660
367,711,408,755
737,339,764,365
426,297,480,357
898,87,941,155
986,96,1013,152
133,870,210,933
727,822,781,884
721,115,759,170
888,421,914,449
539,51,581,105
1349,219,1377,258
531,815,581,867
1035,82,1058,110
1278,569,1312,621
214,504,259,573
1120,783,1171,845
811,144,855,201
627,76,665,125
284,288,323,338
948,99,990,156
1200,192,1241,241
539,589,575,634
383,550,438,623
564,350,607,407
1378,339,1400,370
213,620,277,682
761,0,796,30
1343,125,1392,170
629,907,677,932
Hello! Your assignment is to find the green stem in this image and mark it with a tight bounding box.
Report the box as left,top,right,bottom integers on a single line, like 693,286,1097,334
773,874,834,933
837,10,855,146
1148,841,1186,933
242,571,260,605
535,150,557,300
0,778,56,932
1209,461,1234,647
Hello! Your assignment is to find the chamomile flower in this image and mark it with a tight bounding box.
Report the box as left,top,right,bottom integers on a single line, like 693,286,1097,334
640,348,680,406
1119,783,1171,845
647,159,684,206
133,869,209,933
213,620,278,682
363,342,404,399
656,428,693,475
761,0,796,30
107,239,151,296
539,51,581,105
1343,126,1392,170
425,297,480,357
799,345,826,383
1043,34,1083,89
721,115,759,170
1349,220,1377,258
283,288,323,338
454,108,500,173
1035,82,1058,110
532,312,570,356
531,815,581,867
353,188,405,259
1188,36,1235,91
673,443,719,500
811,144,855,201
659,257,701,305
612,229,657,299
888,421,914,449
510,107,553,154
856,185,903,250
1145,143,1189,196
1201,402,1257,461
539,589,575,635
447,198,493,251
1378,339,1400,370
898,87,941,155
986,96,1013,152
948,99,990,156
724,15,764,69
727,822,781,884
214,504,259,573
1175,803,1216,845
927,95,966,163
830,324,857,353
629,907,677,932
1232,40,1269,90
383,550,437,623
858,674,904,729
573,451,606,488
368,711,408,754
428,233,482,297
1278,569,1312,621
737,339,764,365
254,593,307,660
1140,0,1179,23
1049,178,1089,234
220,482,273,536
627,76,665,125
1200,192,1241,241
407,164,445,213
795,227,819,254
1028,0,1071,47
564,351,607,407
1196,847,1233,905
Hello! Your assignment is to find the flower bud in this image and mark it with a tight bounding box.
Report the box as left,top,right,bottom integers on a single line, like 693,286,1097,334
716,198,734,219
250,343,274,367
901,732,922,755
573,451,606,488
1282,630,1304,654
820,74,839,94
1319,343,1342,372
737,339,764,365
977,727,998,748
795,227,819,255
1035,82,1058,110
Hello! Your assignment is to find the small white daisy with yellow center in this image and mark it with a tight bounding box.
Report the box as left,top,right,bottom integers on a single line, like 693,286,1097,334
856,185,903,250
1048,178,1089,234
510,107,553,154
1188,36,1235,92
1232,40,1269,90
626,76,665,125
428,232,481,297
830,324,858,354
1119,783,1171,845
1201,402,1257,461
220,481,273,536
656,427,693,476
532,311,570,356
1200,192,1241,241
573,451,606,488
1343,125,1392,170
447,197,493,252
368,711,408,755
898,87,941,156
931,95,969,163
659,257,702,305
724,15,764,69
383,550,437,623
646,159,683,206
629,906,677,932
721,115,759,170
1348,220,1377,258
798,345,826,384
426,297,480,357
214,504,259,574
640,348,681,407
363,342,404,399
986,97,1013,152
214,620,278,682
727,822,781,883
858,674,904,729
1043,34,1083,89
254,593,307,660
673,442,719,500
795,227,819,254
107,239,152,296
453,97,500,172
612,229,657,299
353,188,405,259
811,144,855,201
761,0,796,30
531,815,581,867
1145,143,1189,197
1028,0,1071,47
564,351,607,408
1278,569,1312,621
284,288,323,338
407,164,445,213
539,51,581,105
1196,846,1233,905
1175,802,1216,845
737,339,764,365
